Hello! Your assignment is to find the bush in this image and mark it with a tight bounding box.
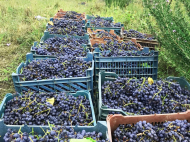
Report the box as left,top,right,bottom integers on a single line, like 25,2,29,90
143,0,190,81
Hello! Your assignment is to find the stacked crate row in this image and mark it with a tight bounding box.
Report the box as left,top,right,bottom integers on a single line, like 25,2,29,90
0,9,190,142
1,10,100,142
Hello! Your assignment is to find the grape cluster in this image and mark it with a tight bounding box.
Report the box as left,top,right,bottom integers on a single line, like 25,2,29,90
3,91,94,126
113,119,190,141
93,39,153,57
88,16,121,27
4,127,109,142
123,29,156,40
60,11,84,20
32,36,88,57
20,55,92,81
47,19,86,36
102,77,190,115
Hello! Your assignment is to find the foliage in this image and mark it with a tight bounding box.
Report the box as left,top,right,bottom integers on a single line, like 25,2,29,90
143,0,190,81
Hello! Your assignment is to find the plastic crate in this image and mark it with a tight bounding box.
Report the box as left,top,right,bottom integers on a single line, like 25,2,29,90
0,91,96,127
107,111,190,142
120,28,159,50
87,28,122,52
41,30,90,45
98,71,190,120
90,37,143,53
31,42,90,59
87,28,121,40
53,9,86,20
86,15,114,21
94,47,158,88
85,15,123,35
12,53,94,100
0,111,107,142
46,18,86,30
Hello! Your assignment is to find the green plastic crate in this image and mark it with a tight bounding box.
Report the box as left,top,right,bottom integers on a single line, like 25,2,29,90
85,15,123,35
31,41,90,59
12,53,94,100
40,31,90,45
86,15,114,21
46,18,86,29
94,47,159,89
45,18,86,37
98,71,190,120
0,90,99,141
0,120,108,142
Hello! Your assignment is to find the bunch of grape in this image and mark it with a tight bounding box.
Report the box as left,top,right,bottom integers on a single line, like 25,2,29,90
89,16,121,27
47,19,86,36
32,36,88,57
3,91,94,126
123,29,156,40
113,119,190,141
61,11,84,20
4,127,109,142
93,39,153,57
20,55,92,81
101,77,190,115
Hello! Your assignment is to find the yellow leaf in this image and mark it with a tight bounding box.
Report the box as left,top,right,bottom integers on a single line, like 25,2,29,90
46,97,55,105
148,77,154,85
48,21,54,26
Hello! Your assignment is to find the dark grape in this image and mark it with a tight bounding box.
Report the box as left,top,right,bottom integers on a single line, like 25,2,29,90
92,30,118,39
102,77,190,115
4,127,110,142
60,11,84,20
20,55,92,81
32,36,88,57
123,29,156,40
88,15,121,27
47,19,86,36
93,39,154,57
3,91,94,126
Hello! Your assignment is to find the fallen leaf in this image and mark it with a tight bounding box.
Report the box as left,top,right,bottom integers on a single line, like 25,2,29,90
46,97,55,105
148,77,154,85
48,21,54,26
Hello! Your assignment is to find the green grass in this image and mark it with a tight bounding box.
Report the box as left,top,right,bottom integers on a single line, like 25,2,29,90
0,0,180,101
